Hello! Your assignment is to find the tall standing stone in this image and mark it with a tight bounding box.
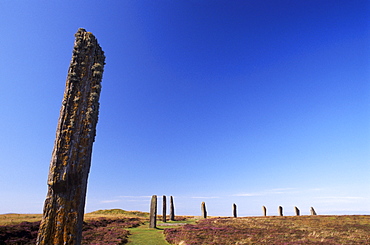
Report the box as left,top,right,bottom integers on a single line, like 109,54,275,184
295,206,300,216
262,206,267,216
149,195,157,228
162,195,167,222
169,196,175,221
201,202,207,219
278,206,283,216
233,203,237,218
36,28,105,245
310,207,317,215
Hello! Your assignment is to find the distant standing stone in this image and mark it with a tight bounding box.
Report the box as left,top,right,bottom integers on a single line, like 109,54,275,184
162,195,167,222
278,206,283,216
170,196,175,221
233,203,237,218
262,206,267,216
295,206,300,216
201,202,207,219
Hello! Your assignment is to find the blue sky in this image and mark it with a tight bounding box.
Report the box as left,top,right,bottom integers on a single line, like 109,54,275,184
1,0,369,217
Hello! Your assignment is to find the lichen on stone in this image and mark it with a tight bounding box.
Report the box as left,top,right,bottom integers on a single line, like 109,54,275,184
37,28,105,245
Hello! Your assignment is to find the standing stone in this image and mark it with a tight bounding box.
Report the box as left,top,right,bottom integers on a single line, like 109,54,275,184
149,195,157,228
201,202,207,219
36,28,105,245
169,196,175,221
262,206,267,216
295,206,300,216
233,203,237,218
278,206,283,216
310,207,317,215
162,195,167,222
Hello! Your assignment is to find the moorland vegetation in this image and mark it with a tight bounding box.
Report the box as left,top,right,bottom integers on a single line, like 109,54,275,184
1,209,369,244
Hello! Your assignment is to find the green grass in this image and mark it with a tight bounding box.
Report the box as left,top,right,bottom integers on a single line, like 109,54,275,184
127,220,196,245
0,213,42,225
127,224,170,245
87,209,149,218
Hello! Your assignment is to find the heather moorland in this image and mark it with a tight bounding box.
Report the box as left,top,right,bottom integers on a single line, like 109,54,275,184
1,209,369,244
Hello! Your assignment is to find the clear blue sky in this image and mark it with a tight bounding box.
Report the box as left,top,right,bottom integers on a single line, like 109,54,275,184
1,0,369,217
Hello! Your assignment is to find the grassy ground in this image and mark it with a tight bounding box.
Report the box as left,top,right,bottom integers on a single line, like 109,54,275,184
0,209,146,226
2,211,369,244
0,210,194,244
84,209,149,221
127,224,169,245
127,220,196,245
0,213,42,225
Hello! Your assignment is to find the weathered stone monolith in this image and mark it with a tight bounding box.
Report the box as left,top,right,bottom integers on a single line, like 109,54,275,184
233,203,237,218
36,28,105,245
149,195,157,228
169,196,175,221
262,206,267,216
278,206,283,216
201,202,207,219
310,207,317,215
295,206,300,216
162,195,167,222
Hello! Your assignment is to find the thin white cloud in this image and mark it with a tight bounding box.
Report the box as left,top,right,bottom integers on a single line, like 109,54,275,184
232,193,263,197
233,188,298,197
317,196,367,200
308,188,325,192
190,196,220,199
269,188,297,191
100,200,120,204
118,196,151,198
314,196,368,204
125,199,148,202
268,188,299,194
